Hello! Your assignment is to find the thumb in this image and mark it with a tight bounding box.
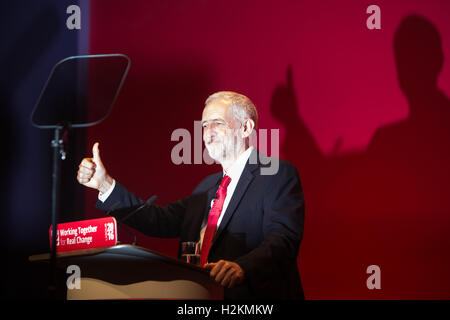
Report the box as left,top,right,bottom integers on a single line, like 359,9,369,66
92,142,102,164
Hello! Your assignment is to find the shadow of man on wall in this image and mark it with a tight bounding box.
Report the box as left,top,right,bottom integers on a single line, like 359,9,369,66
364,14,450,297
270,14,450,298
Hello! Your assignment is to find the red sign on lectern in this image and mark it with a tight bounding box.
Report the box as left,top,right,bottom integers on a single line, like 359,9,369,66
49,217,118,252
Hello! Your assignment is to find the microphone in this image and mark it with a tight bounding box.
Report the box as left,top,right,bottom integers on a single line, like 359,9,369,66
120,195,157,223
106,195,157,246
106,201,122,215
106,201,137,245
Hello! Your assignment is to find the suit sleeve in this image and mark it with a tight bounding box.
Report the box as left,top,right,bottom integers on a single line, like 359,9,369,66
96,181,188,238
234,162,305,289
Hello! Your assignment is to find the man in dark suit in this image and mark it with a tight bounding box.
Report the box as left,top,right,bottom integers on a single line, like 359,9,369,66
77,91,305,299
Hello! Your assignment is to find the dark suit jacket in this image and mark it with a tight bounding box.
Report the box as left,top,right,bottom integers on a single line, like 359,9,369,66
97,149,305,299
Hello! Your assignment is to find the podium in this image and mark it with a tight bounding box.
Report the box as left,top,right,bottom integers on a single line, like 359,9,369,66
29,245,223,300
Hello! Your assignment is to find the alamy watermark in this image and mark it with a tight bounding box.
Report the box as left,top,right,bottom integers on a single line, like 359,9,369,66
170,121,280,175
66,265,81,290
366,265,381,290
366,5,381,30
66,5,81,30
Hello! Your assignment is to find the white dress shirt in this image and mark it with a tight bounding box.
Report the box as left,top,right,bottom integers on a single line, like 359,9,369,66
98,179,116,202
198,146,254,248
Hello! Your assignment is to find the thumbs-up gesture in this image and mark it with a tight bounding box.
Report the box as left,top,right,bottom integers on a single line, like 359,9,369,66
77,142,113,193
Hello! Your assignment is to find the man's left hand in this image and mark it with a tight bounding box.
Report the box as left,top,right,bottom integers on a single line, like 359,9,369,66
204,260,245,288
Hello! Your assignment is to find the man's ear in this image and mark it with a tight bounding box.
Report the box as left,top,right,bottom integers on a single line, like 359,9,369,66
241,119,255,138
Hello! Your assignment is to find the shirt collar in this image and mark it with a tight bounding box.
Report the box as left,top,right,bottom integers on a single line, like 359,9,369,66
223,146,254,181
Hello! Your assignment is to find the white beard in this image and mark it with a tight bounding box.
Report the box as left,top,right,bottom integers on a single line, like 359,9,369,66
205,130,244,164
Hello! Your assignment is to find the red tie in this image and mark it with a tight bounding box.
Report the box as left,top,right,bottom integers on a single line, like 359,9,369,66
200,175,231,267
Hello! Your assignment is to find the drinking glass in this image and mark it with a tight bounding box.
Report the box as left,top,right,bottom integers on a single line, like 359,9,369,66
180,241,201,266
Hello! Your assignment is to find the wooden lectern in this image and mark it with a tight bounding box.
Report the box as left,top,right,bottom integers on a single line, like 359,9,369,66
29,245,223,300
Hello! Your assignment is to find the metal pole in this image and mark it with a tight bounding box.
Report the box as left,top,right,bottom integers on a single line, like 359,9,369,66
49,126,63,297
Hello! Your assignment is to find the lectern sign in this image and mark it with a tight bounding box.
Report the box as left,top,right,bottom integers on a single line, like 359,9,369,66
49,217,118,252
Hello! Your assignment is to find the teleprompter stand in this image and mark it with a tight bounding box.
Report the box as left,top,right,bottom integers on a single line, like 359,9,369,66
30,54,130,296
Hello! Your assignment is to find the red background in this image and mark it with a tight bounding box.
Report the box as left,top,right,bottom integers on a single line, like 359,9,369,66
85,0,450,299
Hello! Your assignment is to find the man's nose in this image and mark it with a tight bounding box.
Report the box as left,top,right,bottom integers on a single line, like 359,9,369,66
204,131,213,141
203,125,216,137
204,128,217,142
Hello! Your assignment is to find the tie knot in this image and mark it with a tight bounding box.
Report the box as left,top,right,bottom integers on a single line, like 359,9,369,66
216,175,231,198
220,175,231,189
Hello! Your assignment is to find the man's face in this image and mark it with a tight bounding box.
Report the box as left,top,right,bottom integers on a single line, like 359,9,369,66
201,99,244,164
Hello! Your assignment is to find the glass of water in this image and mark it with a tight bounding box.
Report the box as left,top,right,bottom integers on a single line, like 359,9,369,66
180,241,201,266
